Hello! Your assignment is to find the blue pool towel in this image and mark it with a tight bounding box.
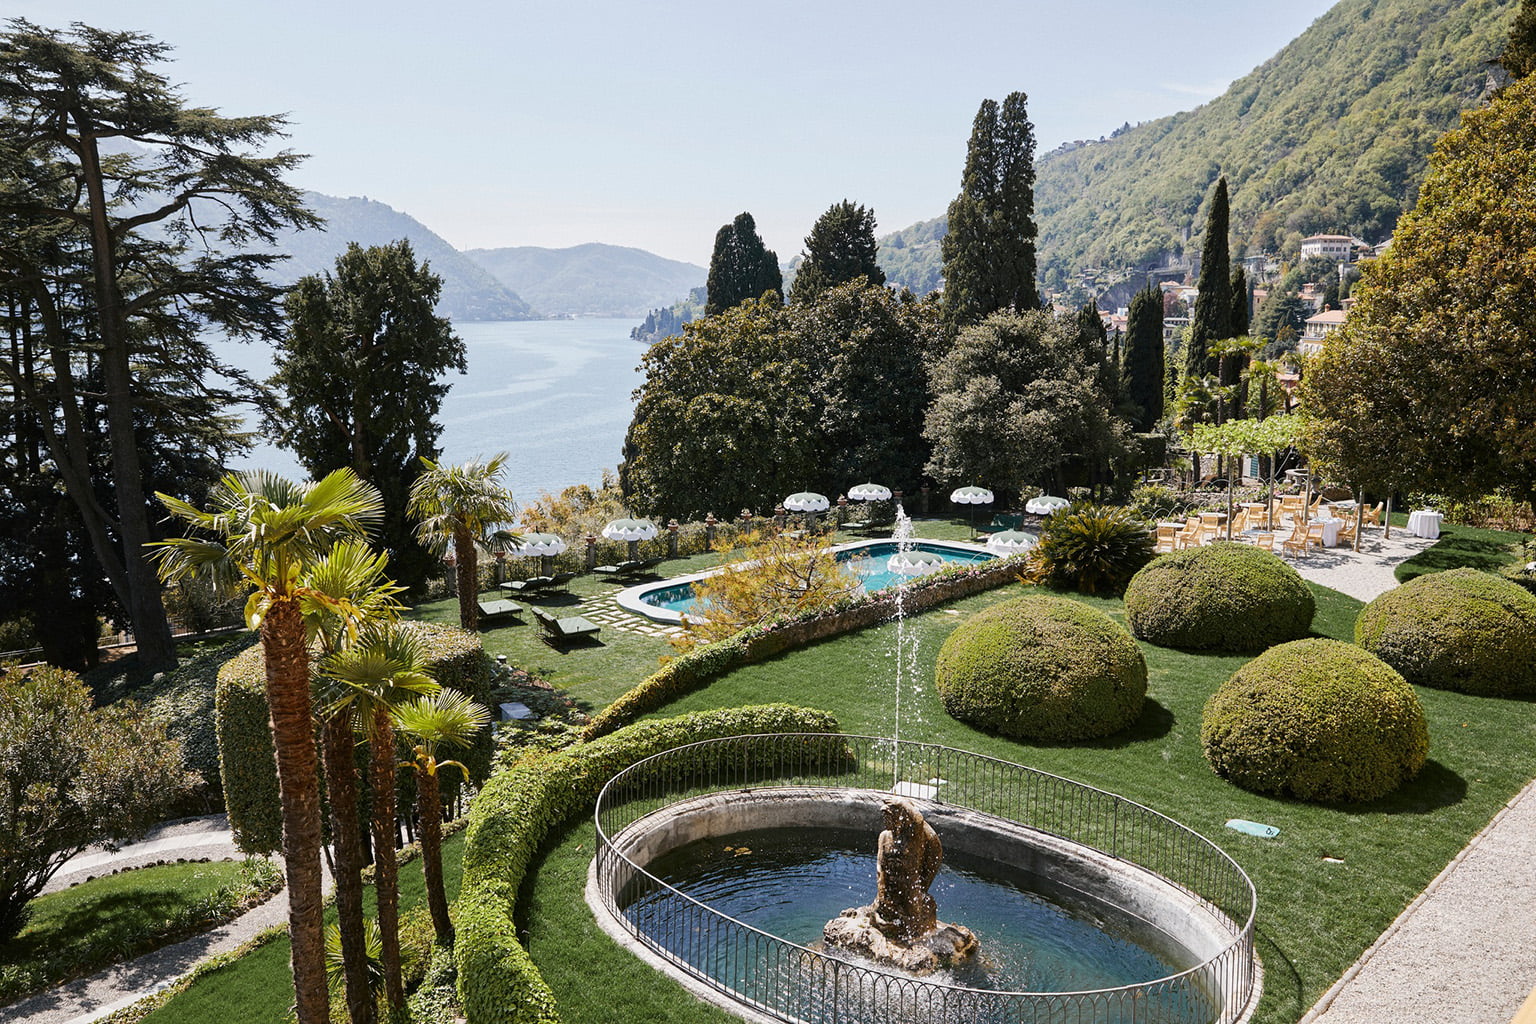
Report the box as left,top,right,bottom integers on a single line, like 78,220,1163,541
1225,818,1280,838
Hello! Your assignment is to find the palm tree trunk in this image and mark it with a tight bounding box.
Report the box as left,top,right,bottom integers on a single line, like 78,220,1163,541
415,764,453,944
323,712,376,1024
369,706,405,1010
261,600,330,1024
454,529,478,631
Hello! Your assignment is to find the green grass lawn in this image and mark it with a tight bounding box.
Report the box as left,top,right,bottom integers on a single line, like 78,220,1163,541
0,859,278,1004
1395,522,1527,582
142,834,467,1024
522,579,1536,1024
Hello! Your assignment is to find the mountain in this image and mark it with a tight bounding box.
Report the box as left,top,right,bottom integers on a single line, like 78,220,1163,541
875,0,1518,297
877,216,946,296
464,243,706,317
263,193,536,321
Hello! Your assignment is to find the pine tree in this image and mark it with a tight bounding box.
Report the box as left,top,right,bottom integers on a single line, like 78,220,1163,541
941,92,1039,328
1502,0,1536,80
1124,285,1166,431
1229,266,1250,337
1187,177,1232,378
705,212,782,315
790,200,885,304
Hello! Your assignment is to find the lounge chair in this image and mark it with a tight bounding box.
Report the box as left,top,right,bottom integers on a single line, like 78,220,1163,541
531,607,601,647
476,598,523,625
502,575,554,594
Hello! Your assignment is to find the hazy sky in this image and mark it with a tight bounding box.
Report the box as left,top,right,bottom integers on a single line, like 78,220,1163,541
13,1,1337,265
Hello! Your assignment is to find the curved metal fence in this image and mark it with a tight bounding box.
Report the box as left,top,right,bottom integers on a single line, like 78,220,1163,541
593,733,1257,1024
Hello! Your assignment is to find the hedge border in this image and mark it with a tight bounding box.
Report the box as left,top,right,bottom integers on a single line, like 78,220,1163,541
583,553,1028,740
454,704,840,1024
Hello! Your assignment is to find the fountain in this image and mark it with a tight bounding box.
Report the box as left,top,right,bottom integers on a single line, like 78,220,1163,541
822,797,978,973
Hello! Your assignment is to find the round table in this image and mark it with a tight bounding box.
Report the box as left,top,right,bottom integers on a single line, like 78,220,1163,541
1312,517,1343,547
1407,510,1443,539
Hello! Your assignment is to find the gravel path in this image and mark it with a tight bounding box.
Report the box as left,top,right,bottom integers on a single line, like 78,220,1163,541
1285,527,1436,602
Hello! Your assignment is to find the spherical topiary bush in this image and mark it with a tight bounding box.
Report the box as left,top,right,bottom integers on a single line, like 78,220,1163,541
1202,639,1428,803
1354,567,1536,697
1123,543,1314,652
934,595,1146,741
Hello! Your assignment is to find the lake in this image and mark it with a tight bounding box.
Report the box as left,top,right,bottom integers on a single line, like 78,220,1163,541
210,318,648,509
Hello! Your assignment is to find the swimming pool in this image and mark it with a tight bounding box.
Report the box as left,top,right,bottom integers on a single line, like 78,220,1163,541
615,539,1000,624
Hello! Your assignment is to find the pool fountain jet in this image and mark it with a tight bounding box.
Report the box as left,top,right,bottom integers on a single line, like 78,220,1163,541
823,796,979,974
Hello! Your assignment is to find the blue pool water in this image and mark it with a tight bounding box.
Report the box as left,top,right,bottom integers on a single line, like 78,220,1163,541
638,541,996,618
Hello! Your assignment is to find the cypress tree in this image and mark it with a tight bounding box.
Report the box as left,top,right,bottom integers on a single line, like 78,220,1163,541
941,92,1039,328
790,200,885,304
705,212,782,315
1187,177,1232,378
1230,265,1250,337
1124,284,1166,431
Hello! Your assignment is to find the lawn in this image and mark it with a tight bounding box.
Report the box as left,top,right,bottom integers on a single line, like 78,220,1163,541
520,578,1536,1024
1395,522,1527,582
0,858,279,1004
141,833,467,1024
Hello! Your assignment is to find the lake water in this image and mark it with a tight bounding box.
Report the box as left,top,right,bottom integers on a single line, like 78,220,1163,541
210,318,647,508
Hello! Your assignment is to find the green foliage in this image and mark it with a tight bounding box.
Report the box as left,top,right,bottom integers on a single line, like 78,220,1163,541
924,310,1132,497
0,664,197,942
1124,544,1315,652
1123,285,1166,430
1301,71,1536,516
1188,178,1232,377
941,92,1039,327
704,212,781,315
409,454,519,631
454,705,841,1024
1201,638,1428,803
789,200,885,304
1502,0,1536,78
1029,504,1154,595
933,595,1147,740
0,857,281,1005
1354,568,1536,696
272,240,468,593
876,215,945,296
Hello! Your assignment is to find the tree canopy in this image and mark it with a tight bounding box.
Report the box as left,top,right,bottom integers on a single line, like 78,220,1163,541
704,212,781,315
271,240,466,592
1188,177,1232,377
789,200,884,304
1502,0,1536,80
1123,284,1166,431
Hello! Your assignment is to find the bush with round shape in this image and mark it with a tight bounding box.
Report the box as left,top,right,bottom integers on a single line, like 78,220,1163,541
1354,567,1536,697
1123,543,1314,652
934,595,1146,741
1201,638,1428,803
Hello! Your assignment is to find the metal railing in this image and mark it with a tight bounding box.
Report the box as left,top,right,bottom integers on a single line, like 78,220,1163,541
594,734,1256,1024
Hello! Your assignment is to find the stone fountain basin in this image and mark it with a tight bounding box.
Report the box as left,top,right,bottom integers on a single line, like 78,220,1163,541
589,787,1245,1020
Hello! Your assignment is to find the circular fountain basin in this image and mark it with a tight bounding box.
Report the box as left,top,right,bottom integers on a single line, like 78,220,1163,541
589,788,1249,1024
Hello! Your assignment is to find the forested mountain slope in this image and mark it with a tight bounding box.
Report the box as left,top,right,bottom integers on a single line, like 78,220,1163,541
465,243,705,317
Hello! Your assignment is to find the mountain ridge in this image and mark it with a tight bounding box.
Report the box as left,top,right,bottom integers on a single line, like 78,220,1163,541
465,243,705,317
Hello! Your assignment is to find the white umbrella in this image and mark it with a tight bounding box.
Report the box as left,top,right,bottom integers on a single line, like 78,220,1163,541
1025,495,1071,516
986,530,1037,555
515,531,568,575
887,549,946,576
784,491,830,532
847,483,892,502
950,485,994,533
602,517,658,562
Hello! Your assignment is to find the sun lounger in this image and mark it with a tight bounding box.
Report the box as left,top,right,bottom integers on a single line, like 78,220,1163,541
532,607,601,647
476,598,523,624
502,575,554,594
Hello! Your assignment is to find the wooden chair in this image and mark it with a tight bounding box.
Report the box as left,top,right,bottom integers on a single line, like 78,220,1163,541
1281,527,1310,558
1176,516,1203,549
1199,512,1225,543
1252,532,1276,551
1363,502,1385,527
1306,522,1327,552
1337,519,1358,548
1154,525,1178,554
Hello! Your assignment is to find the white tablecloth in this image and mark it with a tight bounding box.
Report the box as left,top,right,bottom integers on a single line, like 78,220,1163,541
1407,510,1443,539
1312,517,1342,547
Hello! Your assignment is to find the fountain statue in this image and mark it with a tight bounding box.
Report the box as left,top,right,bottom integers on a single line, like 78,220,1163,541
823,797,979,974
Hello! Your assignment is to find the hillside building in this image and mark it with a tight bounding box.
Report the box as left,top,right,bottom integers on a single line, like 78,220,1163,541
1297,307,1348,357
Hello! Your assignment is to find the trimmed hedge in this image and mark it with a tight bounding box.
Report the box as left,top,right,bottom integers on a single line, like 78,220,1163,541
1123,543,1315,652
216,622,497,856
1201,639,1429,803
583,553,1028,739
1355,568,1536,697
933,595,1147,741
455,704,841,1024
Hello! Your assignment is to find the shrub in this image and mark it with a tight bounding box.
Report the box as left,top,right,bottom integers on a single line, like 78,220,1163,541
1123,543,1314,652
455,704,841,1024
1027,503,1154,595
1127,483,1182,522
1201,639,1429,803
933,595,1147,741
1354,567,1536,697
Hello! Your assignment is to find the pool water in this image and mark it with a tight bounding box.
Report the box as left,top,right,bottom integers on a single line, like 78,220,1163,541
638,541,996,617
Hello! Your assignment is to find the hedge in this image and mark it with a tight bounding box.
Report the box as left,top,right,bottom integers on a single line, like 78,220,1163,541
216,621,497,856
583,554,1029,739
934,595,1147,740
1201,639,1428,803
1355,567,1536,697
455,704,841,1024
1123,543,1315,652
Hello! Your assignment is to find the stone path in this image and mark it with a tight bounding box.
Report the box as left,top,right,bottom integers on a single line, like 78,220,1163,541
1285,527,1437,602
576,591,684,638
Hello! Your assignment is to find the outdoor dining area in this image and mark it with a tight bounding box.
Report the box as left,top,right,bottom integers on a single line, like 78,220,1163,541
1153,495,1389,558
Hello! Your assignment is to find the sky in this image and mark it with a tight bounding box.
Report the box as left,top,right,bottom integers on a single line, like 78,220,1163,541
13,1,1339,266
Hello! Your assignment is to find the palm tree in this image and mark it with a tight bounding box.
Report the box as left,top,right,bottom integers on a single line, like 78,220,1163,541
307,541,405,1024
323,624,437,1012
153,469,383,1024
407,454,518,631
393,688,492,943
